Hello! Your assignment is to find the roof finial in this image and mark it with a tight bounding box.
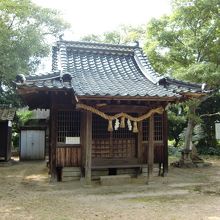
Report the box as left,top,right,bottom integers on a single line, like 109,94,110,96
59,33,64,41
16,74,26,83
201,83,206,91
134,41,139,47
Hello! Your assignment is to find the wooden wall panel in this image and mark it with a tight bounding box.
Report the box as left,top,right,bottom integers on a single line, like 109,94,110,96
0,122,7,158
56,147,81,167
92,138,136,159
142,143,164,164
0,121,10,161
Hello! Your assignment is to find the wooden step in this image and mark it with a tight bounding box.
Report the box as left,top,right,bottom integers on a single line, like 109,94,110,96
62,167,81,182
92,169,108,180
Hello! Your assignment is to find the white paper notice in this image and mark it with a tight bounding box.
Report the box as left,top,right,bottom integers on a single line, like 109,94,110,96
65,137,80,144
8,121,12,127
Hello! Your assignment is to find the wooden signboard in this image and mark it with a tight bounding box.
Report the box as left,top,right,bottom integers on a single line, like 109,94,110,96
65,137,80,144
215,123,220,140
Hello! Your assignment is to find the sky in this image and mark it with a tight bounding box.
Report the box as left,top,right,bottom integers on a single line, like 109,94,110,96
32,0,172,72
33,0,172,40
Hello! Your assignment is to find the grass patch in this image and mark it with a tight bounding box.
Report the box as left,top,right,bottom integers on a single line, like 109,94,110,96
128,195,187,204
192,184,220,196
192,185,202,193
169,156,180,164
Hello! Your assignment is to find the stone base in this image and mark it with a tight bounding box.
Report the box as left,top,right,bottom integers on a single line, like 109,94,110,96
170,159,212,168
100,174,131,185
170,148,210,168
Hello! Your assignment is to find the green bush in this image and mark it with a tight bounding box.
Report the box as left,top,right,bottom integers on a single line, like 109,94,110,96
168,145,182,157
12,110,33,149
198,146,220,156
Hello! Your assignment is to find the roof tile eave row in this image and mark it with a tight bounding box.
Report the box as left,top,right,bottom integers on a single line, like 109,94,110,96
74,93,181,99
18,82,180,99
0,108,16,121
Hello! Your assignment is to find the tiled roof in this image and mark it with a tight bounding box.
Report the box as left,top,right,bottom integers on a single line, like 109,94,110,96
0,108,16,121
15,41,205,98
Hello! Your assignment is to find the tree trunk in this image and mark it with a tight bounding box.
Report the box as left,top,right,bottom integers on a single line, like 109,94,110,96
184,118,193,150
184,105,196,151
174,137,180,148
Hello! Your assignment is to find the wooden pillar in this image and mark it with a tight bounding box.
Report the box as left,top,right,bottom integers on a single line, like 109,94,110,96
137,120,143,163
80,111,86,169
148,114,154,181
6,123,12,161
109,131,113,157
163,111,168,175
85,111,92,184
49,94,57,181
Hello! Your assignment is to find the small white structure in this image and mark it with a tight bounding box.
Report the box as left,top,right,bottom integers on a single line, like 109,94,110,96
20,128,45,160
215,122,220,140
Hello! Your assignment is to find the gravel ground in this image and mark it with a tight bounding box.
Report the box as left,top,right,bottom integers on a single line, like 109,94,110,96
0,157,220,220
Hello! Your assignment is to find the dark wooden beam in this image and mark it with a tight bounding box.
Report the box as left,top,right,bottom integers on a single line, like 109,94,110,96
78,95,179,102
49,93,57,181
97,105,155,113
85,111,92,184
148,114,154,181
163,110,168,176
53,104,76,109
80,111,86,169
137,120,143,163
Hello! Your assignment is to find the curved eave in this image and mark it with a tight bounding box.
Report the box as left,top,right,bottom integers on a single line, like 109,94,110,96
16,85,73,95
77,95,180,102
16,85,181,102
181,92,208,98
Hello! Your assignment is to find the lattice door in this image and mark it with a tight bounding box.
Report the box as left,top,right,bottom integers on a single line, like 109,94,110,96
92,114,137,158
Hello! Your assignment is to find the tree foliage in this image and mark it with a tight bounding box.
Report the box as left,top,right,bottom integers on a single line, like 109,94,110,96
0,0,69,105
145,0,220,88
81,25,145,45
197,93,220,149
144,0,220,152
168,104,187,147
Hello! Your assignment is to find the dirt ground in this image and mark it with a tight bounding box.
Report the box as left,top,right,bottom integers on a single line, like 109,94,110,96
0,158,220,220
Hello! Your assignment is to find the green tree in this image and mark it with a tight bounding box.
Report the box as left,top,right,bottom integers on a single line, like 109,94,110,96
168,104,187,148
197,93,220,151
81,34,102,43
145,0,220,87
145,0,220,155
81,25,145,45
0,0,69,105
